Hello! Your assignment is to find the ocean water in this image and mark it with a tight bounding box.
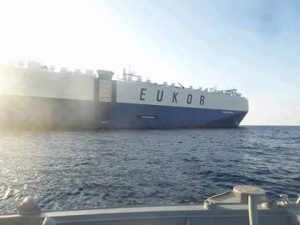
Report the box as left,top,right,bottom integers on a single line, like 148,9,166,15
0,126,299,214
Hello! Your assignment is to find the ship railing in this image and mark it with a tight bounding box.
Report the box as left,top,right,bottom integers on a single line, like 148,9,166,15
1,60,98,77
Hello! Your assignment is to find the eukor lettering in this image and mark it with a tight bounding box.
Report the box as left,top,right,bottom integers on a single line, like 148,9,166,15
187,94,192,104
140,88,147,100
172,92,178,103
139,88,205,106
200,95,205,105
156,90,164,102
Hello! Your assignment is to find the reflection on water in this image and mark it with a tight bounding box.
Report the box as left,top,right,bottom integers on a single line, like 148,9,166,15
0,126,300,214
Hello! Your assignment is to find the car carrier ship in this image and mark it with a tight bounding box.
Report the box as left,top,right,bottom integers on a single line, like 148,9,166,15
0,61,248,129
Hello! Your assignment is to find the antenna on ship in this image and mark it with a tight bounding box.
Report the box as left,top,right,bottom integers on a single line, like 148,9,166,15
129,63,132,74
122,66,142,82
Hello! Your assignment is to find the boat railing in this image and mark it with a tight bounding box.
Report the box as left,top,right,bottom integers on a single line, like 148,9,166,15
0,185,299,225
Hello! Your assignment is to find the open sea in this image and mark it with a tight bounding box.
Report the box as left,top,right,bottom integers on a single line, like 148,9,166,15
0,126,300,214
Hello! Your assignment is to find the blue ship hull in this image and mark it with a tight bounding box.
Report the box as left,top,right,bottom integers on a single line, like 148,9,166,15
0,96,247,130
98,103,247,129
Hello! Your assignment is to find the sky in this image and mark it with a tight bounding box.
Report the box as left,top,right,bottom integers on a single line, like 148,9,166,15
0,0,299,125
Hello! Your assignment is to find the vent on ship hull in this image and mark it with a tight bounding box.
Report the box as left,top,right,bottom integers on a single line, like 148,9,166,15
136,115,158,119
